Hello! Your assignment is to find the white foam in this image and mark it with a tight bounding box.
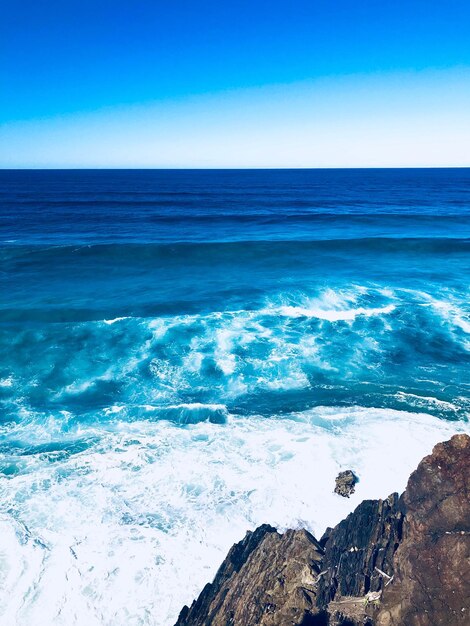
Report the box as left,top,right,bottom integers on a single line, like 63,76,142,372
103,317,129,325
277,303,395,321
165,402,227,411
0,406,468,626
394,391,458,412
39,284,467,409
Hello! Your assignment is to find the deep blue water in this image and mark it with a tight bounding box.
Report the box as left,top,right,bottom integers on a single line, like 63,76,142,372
1,169,470,423
0,169,469,624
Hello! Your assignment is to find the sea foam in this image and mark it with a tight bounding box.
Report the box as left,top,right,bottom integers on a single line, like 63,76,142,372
0,406,468,625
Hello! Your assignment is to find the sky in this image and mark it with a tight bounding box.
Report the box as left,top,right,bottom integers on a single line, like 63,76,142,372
1,0,470,168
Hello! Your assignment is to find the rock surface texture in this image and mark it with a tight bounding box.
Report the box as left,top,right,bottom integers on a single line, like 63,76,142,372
376,433,470,626
317,494,402,606
175,434,470,626
176,525,324,626
334,470,358,498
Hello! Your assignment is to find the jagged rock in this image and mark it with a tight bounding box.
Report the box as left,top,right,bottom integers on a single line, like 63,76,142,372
176,524,276,625
176,434,470,626
377,433,470,625
317,494,403,607
334,471,358,498
176,525,324,625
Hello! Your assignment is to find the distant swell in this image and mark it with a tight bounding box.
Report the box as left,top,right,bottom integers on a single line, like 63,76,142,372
2,236,470,258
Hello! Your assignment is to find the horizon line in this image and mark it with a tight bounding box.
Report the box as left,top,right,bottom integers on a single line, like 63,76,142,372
2,165,470,171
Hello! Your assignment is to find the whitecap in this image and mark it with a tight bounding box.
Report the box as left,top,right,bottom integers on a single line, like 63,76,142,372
277,303,395,321
103,317,129,325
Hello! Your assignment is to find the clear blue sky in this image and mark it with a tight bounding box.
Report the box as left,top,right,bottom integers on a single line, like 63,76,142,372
1,1,470,167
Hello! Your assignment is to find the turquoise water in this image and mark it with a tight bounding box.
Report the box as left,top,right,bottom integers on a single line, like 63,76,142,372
1,169,469,624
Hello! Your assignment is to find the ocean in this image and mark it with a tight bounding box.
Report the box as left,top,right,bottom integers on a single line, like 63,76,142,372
1,168,469,625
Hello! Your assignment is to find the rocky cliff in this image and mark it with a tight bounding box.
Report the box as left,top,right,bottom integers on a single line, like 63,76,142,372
176,434,470,626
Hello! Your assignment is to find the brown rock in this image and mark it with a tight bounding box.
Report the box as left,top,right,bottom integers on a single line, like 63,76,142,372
377,433,470,626
176,525,324,625
334,470,358,498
